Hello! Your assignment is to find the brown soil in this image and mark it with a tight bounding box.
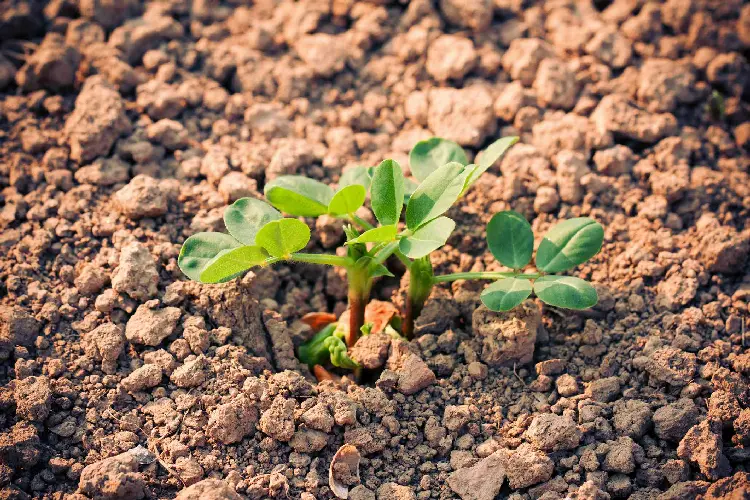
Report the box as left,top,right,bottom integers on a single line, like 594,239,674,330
1,1,749,499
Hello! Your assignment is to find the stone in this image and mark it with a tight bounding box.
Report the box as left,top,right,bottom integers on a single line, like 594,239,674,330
603,436,638,474
585,377,621,402
108,15,184,64
82,323,125,374
78,452,146,500
443,405,472,433
591,94,678,143
350,333,391,370
113,175,168,220
426,35,476,82
427,86,496,147
643,347,696,386
585,28,632,69
14,376,51,422
120,364,163,392
556,374,579,397
170,356,210,388
612,399,652,439
289,429,328,453
502,38,554,86
695,224,750,275
439,0,492,32
259,396,296,442
502,443,554,489
218,172,257,203
376,483,415,500
75,158,130,186
64,76,131,163
111,242,159,300
16,33,81,92
525,413,581,452
397,354,436,395
146,119,190,150
677,419,731,480
534,58,578,110
637,58,697,113
207,395,258,445
295,33,347,78
266,139,315,180
447,451,506,500
472,301,540,367
0,306,40,353
593,145,635,176
554,150,590,203
174,478,242,500
653,399,700,442
125,301,181,346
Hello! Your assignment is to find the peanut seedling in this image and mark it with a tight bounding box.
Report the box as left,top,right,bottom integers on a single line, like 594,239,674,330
178,136,604,374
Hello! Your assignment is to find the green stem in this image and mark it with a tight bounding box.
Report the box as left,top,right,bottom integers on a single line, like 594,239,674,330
433,271,542,283
350,214,374,231
403,256,434,340
289,253,351,267
373,241,400,265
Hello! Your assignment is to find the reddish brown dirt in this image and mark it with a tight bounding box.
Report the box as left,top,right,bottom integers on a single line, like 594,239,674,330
1,1,749,499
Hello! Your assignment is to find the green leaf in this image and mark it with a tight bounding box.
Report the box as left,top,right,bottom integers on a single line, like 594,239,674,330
178,232,241,282
462,136,519,195
487,211,534,269
339,166,371,191
533,275,598,309
405,162,469,230
264,176,334,217
409,138,468,182
371,159,405,226
399,216,455,259
535,218,604,273
255,218,311,258
199,245,269,283
223,198,281,245
297,323,336,366
403,177,419,204
480,278,533,312
328,184,367,216
347,225,398,245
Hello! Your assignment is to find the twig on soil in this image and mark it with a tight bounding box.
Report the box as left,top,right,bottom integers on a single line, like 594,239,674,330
513,362,526,388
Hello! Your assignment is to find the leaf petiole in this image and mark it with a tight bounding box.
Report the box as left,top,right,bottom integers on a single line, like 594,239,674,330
433,271,543,283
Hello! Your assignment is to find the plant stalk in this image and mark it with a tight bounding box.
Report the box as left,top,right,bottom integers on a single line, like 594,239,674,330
289,253,351,267
403,256,434,340
346,264,373,349
433,271,542,283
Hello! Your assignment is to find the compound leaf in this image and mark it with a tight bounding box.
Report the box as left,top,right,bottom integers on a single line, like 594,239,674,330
264,176,334,217
405,162,469,230
462,136,519,195
536,218,604,273
533,275,598,309
409,138,468,182
223,197,281,245
339,166,371,191
370,159,405,226
328,184,367,216
347,225,398,245
178,232,241,282
199,245,269,283
480,277,533,312
487,210,533,269
399,216,455,259
255,218,311,258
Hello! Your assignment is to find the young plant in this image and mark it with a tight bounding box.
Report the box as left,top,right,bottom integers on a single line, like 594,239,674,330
177,135,604,374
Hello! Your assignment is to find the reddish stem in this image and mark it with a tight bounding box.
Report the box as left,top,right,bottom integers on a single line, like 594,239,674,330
347,295,366,348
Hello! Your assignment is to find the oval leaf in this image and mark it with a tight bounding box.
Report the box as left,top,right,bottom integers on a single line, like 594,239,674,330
339,166,371,190
480,277,533,312
328,184,366,216
403,177,419,204
371,159,405,226
347,225,398,245
178,232,241,282
462,136,519,195
224,198,281,245
533,275,598,309
405,162,469,230
399,216,455,259
487,210,534,269
535,218,604,273
409,138,468,182
199,245,269,283
264,176,334,217
255,218,311,258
